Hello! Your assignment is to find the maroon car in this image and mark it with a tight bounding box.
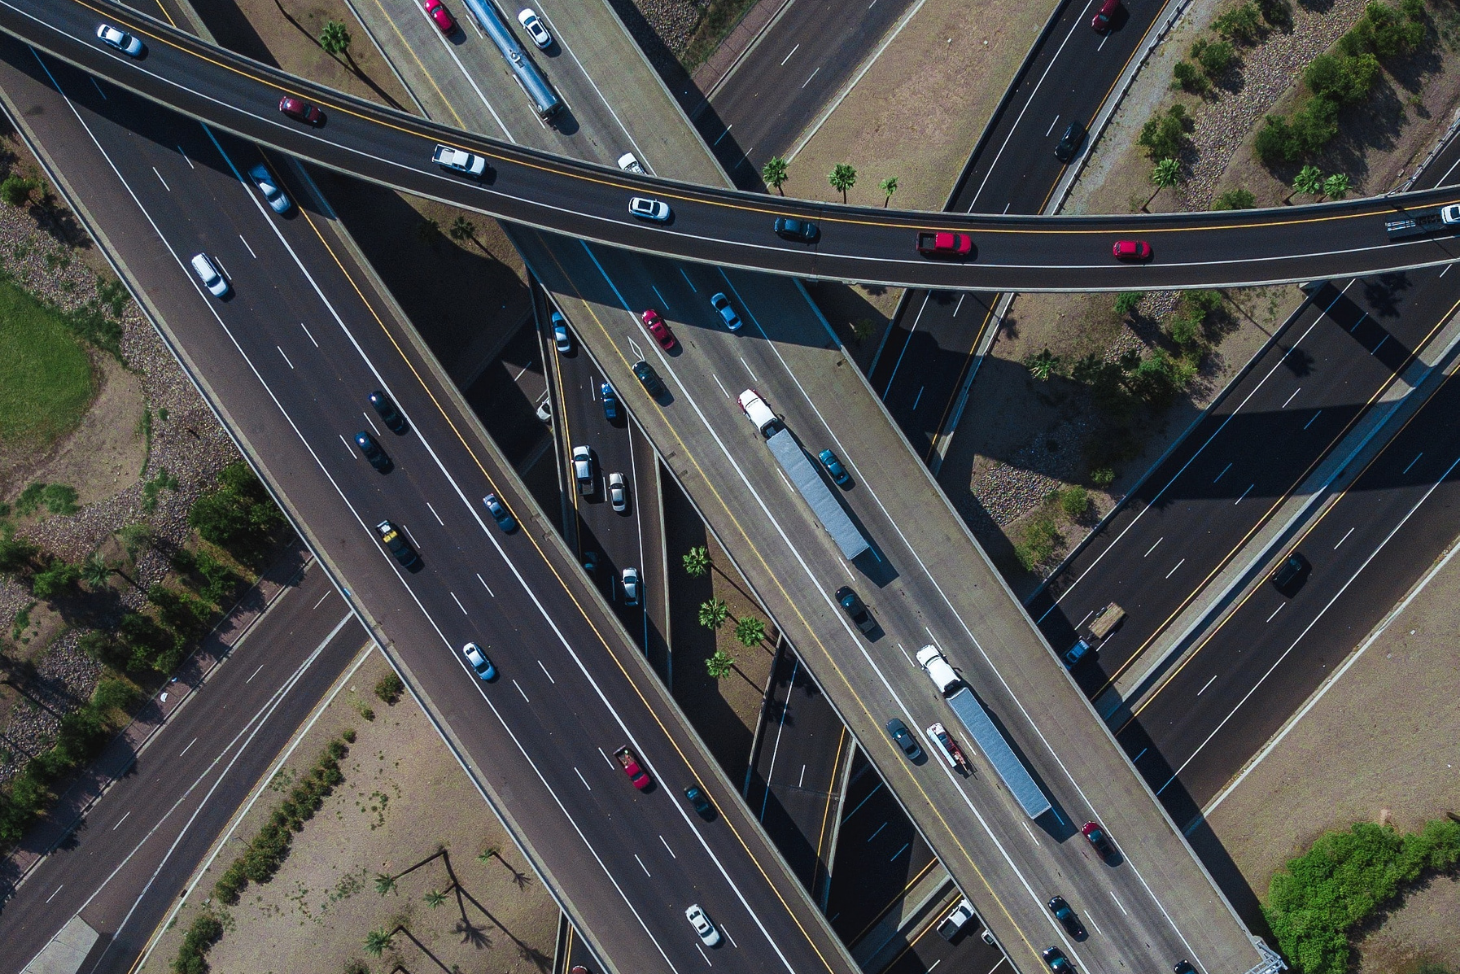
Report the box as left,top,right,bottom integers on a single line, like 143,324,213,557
640,309,677,350
1112,239,1152,261
1092,0,1120,31
1082,820,1116,859
614,747,652,791
278,95,324,126
423,0,457,34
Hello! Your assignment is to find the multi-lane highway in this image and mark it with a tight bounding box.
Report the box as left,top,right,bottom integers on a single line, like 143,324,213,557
9,0,1460,290
2,564,365,974
0,41,855,974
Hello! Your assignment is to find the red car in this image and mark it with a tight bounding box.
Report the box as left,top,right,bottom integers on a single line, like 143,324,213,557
1112,239,1152,261
1092,0,1120,31
1082,820,1116,859
423,0,456,33
278,96,324,126
614,746,652,791
640,309,677,350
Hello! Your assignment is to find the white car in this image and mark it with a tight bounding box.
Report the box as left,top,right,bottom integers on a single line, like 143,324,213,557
572,445,595,495
248,163,291,214
710,292,742,331
189,253,229,298
517,8,552,48
916,645,959,695
621,567,641,606
462,642,496,680
685,904,721,947
617,152,645,175
1442,203,1460,225
432,144,487,177
96,23,145,57
551,311,572,353
629,197,671,222
607,472,628,513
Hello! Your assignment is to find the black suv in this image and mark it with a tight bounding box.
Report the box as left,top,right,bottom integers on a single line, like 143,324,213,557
1054,120,1086,163
1270,551,1307,591
836,586,875,635
633,359,667,397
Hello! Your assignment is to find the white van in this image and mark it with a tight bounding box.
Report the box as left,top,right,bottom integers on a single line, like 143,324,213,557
737,389,780,438
190,253,229,297
916,645,959,695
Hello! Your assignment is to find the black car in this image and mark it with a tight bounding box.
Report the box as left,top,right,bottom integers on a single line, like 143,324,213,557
1047,896,1085,938
482,492,516,533
354,431,392,472
836,586,875,635
1054,120,1086,163
1173,962,1196,974
773,217,819,243
368,390,407,433
1270,551,1307,590
1042,947,1073,974
885,718,923,762
376,520,420,570
684,784,716,820
633,359,667,397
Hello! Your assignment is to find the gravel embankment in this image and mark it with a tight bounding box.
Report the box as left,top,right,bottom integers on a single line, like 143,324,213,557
0,186,238,787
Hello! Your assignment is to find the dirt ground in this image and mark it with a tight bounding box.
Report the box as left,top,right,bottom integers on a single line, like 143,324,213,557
661,468,775,788
785,0,1058,210
143,651,557,974
1205,547,1460,973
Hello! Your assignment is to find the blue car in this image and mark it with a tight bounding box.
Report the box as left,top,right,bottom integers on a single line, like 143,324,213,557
818,449,850,487
354,431,392,472
482,492,516,533
601,383,620,422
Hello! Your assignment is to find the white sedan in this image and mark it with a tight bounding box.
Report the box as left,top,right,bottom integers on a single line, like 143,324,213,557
97,23,145,57
248,164,291,214
607,472,628,513
629,197,671,222
685,905,722,947
517,8,552,48
621,567,641,606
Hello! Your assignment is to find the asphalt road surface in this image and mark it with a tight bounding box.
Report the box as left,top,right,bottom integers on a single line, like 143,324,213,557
697,0,919,184
872,0,1182,459
8,0,1460,289
0,43,855,974
3,564,366,974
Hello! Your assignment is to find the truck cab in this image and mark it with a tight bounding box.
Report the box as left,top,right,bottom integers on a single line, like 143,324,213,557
737,389,781,438
1064,602,1124,667
916,645,960,694
433,144,488,177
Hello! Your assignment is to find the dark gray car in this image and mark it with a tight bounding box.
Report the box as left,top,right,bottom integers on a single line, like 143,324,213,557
1055,120,1086,163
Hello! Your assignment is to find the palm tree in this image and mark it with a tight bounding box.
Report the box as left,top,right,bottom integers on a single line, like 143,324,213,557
705,650,734,679
1322,173,1351,200
761,156,789,195
81,554,114,591
416,217,441,245
878,176,899,207
449,216,476,244
374,872,396,896
733,616,766,648
319,20,357,73
1027,349,1060,381
1288,164,1323,204
828,163,857,203
364,928,394,957
425,889,447,908
682,545,710,578
698,598,728,631
1145,158,1181,211
477,844,501,864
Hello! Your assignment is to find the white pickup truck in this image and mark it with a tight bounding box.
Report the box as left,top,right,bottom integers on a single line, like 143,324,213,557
432,144,487,177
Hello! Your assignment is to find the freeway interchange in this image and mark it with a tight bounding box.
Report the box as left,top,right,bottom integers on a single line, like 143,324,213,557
3,1,1444,974
7,0,1460,290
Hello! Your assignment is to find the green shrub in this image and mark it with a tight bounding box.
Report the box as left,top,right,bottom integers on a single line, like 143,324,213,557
188,462,284,563
1015,513,1062,572
1089,467,1116,489
1172,60,1208,93
1059,486,1090,518
1212,188,1257,210
0,527,38,574
1115,292,1145,316
172,911,223,974
1340,0,1425,59
31,558,80,598
1169,313,1202,347
1304,52,1380,104
92,678,140,715
1137,104,1191,160
1214,3,1262,43
1265,820,1460,974
1195,39,1235,76
374,672,404,705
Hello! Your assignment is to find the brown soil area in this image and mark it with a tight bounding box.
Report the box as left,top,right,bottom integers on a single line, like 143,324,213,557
143,651,557,974
661,467,775,788
786,0,1058,211
1204,547,1460,970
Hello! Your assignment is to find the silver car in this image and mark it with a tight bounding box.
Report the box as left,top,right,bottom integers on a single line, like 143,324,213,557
248,163,291,214
607,472,628,513
685,904,721,947
710,292,742,331
96,23,144,57
190,253,229,298
571,445,595,495
621,567,641,606
629,197,671,222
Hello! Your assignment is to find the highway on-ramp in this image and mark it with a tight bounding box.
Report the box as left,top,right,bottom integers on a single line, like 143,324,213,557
7,0,1460,289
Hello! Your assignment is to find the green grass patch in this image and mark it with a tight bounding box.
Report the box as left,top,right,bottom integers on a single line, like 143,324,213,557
0,277,95,449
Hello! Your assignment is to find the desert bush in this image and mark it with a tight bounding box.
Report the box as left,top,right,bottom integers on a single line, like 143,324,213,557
1138,104,1191,160
1059,486,1090,518
1212,188,1257,210
374,672,404,704
1172,60,1208,93
172,912,223,974
1214,3,1263,43
1194,38,1236,76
